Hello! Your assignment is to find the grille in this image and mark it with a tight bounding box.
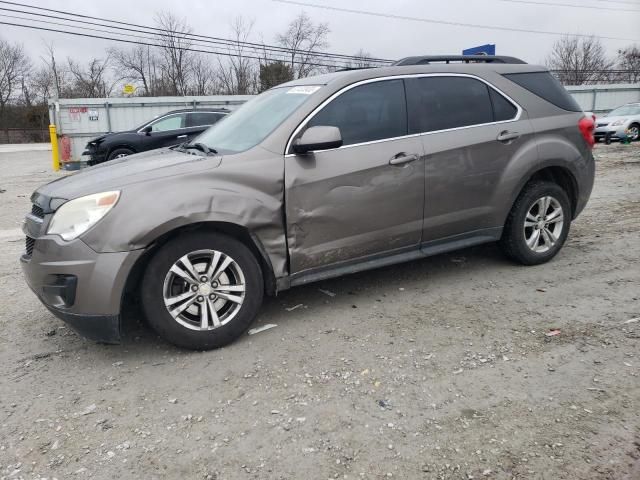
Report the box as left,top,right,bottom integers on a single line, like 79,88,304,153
25,236,35,256
597,123,608,128
31,204,44,219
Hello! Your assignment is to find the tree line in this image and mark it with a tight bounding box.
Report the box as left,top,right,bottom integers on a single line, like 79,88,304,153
0,11,373,136
0,10,638,137
547,36,639,86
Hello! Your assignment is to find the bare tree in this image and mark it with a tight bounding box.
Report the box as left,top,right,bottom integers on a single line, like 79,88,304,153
0,37,31,123
26,65,54,105
546,35,615,85
617,45,640,83
155,11,194,96
277,12,330,78
217,17,257,95
347,49,375,69
191,54,218,95
67,56,113,97
40,43,65,99
110,45,161,96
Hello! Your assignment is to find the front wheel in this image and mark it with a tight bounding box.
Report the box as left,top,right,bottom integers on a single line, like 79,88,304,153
628,123,640,142
107,147,134,161
500,181,571,265
141,232,264,350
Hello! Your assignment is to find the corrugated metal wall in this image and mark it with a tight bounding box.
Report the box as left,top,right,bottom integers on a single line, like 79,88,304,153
49,96,253,161
566,84,640,113
49,84,640,162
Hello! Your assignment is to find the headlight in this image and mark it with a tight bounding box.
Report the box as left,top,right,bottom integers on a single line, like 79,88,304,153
611,119,627,126
47,191,120,241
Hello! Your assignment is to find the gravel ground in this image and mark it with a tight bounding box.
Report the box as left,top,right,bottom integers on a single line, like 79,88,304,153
1,144,639,480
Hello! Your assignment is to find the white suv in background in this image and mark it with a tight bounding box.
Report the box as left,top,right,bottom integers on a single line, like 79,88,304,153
594,103,640,143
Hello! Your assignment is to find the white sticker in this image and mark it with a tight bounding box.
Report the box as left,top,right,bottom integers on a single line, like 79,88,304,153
287,85,321,95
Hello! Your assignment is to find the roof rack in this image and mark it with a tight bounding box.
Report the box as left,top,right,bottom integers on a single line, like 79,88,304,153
335,66,377,72
393,55,527,66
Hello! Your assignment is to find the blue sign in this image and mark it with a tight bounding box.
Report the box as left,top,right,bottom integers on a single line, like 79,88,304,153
462,44,496,56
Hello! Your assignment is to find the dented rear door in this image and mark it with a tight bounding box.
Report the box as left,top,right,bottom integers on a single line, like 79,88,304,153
284,78,425,273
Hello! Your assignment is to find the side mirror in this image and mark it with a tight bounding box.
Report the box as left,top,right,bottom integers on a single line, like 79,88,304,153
141,125,152,135
293,126,342,154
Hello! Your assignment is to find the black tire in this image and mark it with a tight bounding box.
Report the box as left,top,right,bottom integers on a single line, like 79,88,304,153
107,147,134,161
500,181,571,265
629,123,640,142
141,232,264,350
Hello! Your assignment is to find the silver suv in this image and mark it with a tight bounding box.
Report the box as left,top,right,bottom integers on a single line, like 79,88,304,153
21,55,596,350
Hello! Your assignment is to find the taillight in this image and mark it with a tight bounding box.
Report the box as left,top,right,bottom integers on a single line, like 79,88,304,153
578,116,595,149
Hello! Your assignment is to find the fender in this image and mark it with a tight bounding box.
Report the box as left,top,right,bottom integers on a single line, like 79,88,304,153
106,144,137,158
82,150,289,279
497,131,591,224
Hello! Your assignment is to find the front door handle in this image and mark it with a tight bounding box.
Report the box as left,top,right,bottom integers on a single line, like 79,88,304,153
389,153,419,166
177,134,188,139
496,130,520,143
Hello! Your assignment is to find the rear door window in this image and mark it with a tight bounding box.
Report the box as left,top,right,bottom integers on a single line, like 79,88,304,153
187,112,225,127
150,114,185,132
306,79,407,146
503,71,581,112
406,76,494,134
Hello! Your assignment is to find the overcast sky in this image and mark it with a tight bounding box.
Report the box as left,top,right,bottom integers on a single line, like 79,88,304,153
2,0,639,66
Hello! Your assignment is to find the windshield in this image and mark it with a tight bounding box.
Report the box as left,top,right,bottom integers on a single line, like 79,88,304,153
193,85,321,154
607,105,640,117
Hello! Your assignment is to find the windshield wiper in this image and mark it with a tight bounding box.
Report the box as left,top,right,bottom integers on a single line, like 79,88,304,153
183,142,217,155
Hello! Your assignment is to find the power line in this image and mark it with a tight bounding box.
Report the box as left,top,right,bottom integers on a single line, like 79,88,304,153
499,0,640,12
273,0,638,42
0,8,310,64
0,20,358,69
0,0,393,64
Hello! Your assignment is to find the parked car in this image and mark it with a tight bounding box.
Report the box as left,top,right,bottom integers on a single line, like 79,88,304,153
594,102,640,143
22,55,595,350
83,109,229,165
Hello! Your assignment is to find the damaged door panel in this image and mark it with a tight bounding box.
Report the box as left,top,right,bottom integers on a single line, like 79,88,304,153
284,79,425,273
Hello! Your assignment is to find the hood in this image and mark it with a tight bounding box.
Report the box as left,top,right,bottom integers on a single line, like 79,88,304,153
37,148,222,201
598,115,630,124
87,130,134,145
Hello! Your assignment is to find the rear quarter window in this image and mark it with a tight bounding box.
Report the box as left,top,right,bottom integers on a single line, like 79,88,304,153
188,112,224,127
503,71,581,112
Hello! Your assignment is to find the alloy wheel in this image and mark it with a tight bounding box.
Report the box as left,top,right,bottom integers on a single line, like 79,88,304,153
523,196,564,253
162,249,246,331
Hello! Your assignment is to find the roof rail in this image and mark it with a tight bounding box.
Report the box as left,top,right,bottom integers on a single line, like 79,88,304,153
393,55,527,66
335,66,377,72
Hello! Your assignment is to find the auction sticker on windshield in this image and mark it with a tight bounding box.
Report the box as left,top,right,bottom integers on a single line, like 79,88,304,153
287,86,321,95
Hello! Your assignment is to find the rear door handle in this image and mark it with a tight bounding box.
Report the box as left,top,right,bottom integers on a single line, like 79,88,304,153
496,130,520,142
177,134,188,139
389,153,419,166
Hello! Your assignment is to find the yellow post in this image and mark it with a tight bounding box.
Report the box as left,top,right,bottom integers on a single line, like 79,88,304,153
49,124,60,172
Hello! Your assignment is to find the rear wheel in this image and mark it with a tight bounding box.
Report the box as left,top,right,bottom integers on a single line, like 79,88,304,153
107,147,134,161
500,181,571,265
141,232,263,350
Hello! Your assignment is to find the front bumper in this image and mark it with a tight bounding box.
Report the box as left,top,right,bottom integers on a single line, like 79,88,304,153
594,125,626,140
20,234,143,344
82,148,107,166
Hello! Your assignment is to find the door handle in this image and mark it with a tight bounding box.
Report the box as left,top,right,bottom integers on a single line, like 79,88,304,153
177,134,188,139
496,130,520,143
389,153,419,166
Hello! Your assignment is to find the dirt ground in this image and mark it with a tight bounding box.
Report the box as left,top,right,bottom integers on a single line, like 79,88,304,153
0,144,639,480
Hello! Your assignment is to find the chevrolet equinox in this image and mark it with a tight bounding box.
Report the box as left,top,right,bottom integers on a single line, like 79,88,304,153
21,55,596,350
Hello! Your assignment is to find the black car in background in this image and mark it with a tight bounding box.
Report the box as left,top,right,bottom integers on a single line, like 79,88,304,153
84,109,229,165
